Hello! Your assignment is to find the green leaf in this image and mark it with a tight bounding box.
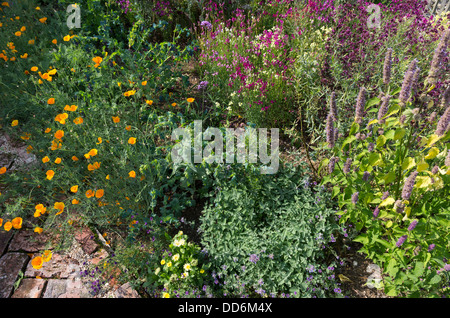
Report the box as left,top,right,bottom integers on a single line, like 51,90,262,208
385,130,395,140
386,258,398,277
393,128,406,140
376,135,387,147
428,274,441,285
366,97,381,109
349,122,360,136
341,135,356,149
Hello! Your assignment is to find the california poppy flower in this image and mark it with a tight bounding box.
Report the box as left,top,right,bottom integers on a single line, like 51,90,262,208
70,185,78,193
128,137,136,145
31,256,44,269
42,156,49,163
34,227,43,234
129,171,136,178
11,217,22,229
42,250,52,262
95,189,104,198
0,167,6,174
86,189,94,198
4,221,12,232
39,17,47,23
46,170,55,180
54,202,65,215
47,97,55,105
112,116,120,123
187,98,195,103
54,130,64,139
11,120,18,126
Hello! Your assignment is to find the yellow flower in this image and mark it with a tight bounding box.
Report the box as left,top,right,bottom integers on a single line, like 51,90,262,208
96,137,102,144
63,35,71,41
117,82,121,87
42,156,49,163
2,2,10,7
35,204,46,217
125,125,131,131
106,174,110,180
88,149,98,157
141,81,147,86
162,292,170,298
200,269,205,274
11,217,22,229
28,39,35,45
14,31,21,36
39,17,47,23
171,103,177,107
88,161,101,171
52,39,57,44
183,263,191,271
20,53,28,59
0,218,2,227
70,185,78,193
64,104,77,111
187,98,195,103
167,261,172,267
72,156,79,161
35,6,40,10
42,250,52,262
0,167,6,174
128,170,136,178
31,256,44,269
72,199,80,205
123,90,136,97
160,259,166,265
20,26,26,32
112,116,120,123
73,117,83,124
46,170,55,180
145,100,153,105
54,202,65,215
128,137,136,145
34,227,43,234
172,254,180,261
48,69,57,76
11,119,18,126
54,157,61,164
47,97,55,105
4,221,12,232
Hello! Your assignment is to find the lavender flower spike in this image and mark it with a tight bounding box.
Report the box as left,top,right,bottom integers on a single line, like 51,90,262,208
435,105,450,136
401,171,418,201
343,158,352,174
383,48,393,85
326,112,335,148
355,87,366,124
329,91,338,121
351,192,359,205
399,59,418,107
407,220,418,232
396,235,408,248
426,29,450,85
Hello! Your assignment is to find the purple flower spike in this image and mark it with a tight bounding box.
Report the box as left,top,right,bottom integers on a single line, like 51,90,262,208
396,235,408,247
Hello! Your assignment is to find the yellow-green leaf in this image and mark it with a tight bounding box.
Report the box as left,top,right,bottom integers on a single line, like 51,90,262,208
368,152,382,166
367,119,378,126
417,161,429,172
415,176,432,188
424,147,439,160
401,157,416,171
380,197,395,207
426,134,441,147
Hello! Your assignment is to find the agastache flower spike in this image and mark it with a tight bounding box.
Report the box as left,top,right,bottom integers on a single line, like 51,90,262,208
407,220,418,232
326,112,335,148
329,91,338,121
377,95,390,124
402,171,418,201
396,235,408,248
445,149,450,168
426,29,450,85
383,48,393,85
435,105,450,136
399,59,418,107
355,87,366,124
351,192,359,205
343,158,352,174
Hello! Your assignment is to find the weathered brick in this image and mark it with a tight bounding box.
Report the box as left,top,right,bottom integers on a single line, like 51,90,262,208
11,278,46,298
0,253,29,298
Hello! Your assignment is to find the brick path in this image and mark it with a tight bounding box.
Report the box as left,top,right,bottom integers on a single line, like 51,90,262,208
0,226,140,298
